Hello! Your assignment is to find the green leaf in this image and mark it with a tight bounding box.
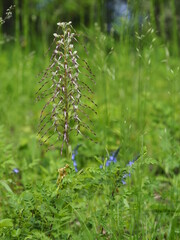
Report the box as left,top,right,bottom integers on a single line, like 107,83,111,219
146,157,158,164
29,158,40,168
94,156,103,165
0,219,13,228
0,180,14,194
123,199,130,209
12,228,21,237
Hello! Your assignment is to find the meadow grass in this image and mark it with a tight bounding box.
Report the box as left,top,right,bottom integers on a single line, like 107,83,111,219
0,2,180,239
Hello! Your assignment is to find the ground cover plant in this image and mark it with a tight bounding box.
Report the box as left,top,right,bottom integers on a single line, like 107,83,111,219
0,1,180,239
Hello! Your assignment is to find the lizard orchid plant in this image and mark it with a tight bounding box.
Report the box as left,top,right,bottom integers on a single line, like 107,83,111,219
36,22,97,158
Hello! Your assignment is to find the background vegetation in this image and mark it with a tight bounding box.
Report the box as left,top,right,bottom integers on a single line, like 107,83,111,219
0,0,179,239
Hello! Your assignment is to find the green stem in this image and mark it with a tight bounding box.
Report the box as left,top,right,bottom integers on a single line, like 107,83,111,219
63,27,69,160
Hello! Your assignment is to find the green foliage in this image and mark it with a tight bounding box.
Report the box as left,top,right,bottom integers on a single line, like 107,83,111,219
0,150,161,239
0,126,17,178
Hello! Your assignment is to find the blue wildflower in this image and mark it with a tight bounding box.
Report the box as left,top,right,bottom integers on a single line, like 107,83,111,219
121,154,140,184
109,155,117,163
127,161,134,167
127,154,140,167
99,147,120,168
72,153,75,161
74,166,78,173
105,160,111,167
100,148,140,186
72,144,81,172
13,168,19,174
122,180,126,185
102,147,120,168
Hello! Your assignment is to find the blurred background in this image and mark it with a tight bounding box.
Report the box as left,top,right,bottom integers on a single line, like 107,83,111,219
1,0,180,51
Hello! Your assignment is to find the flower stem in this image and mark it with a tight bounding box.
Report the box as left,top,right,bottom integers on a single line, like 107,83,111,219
64,28,69,159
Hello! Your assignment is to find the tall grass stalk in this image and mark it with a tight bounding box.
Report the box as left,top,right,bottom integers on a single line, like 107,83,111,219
170,0,179,55
159,0,166,44
22,0,29,52
15,0,20,50
150,0,156,32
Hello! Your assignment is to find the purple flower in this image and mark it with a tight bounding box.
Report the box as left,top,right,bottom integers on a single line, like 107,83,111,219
13,168,19,174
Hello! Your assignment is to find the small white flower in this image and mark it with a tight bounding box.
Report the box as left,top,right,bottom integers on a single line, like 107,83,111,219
57,22,65,28
53,33,59,38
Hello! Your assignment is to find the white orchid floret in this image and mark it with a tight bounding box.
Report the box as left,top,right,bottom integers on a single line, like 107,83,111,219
57,22,65,28
50,84,54,89
65,123,68,131
74,72,79,77
77,94,81,99
57,39,64,45
58,55,62,61
53,33,59,38
57,62,64,68
67,21,72,26
71,95,75,101
74,84,78,89
52,71,57,76
57,21,72,28
67,38,71,44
